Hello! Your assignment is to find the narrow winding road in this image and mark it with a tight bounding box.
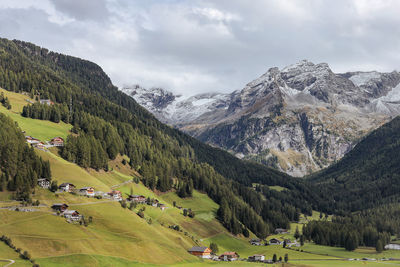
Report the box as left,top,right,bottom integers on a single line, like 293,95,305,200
0,259,15,267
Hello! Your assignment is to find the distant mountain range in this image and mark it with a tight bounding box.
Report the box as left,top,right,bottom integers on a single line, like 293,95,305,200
122,60,400,176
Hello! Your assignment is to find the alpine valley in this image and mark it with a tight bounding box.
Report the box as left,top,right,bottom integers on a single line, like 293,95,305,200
2,37,400,267
122,60,400,176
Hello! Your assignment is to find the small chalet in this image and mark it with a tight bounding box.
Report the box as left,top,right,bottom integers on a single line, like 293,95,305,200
284,239,292,244
269,238,282,245
63,210,81,221
108,190,122,201
39,99,54,106
59,183,75,192
94,191,105,197
33,142,46,150
158,203,167,211
275,228,289,234
188,246,212,258
37,178,50,189
51,203,69,212
127,195,146,204
50,137,64,147
79,187,95,197
25,136,40,144
250,238,262,246
219,252,239,261
248,254,265,262
150,199,159,207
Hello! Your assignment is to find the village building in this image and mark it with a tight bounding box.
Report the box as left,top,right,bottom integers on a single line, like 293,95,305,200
37,178,50,189
284,239,292,245
158,203,167,211
248,254,265,262
250,238,262,246
187,246,212,258
51,203,69,212
219,252,239,261
275,228,289,234
25,136,40,144
94,191,105,197
79,187,95,197
33,142,46,150
50,137,64,147
59,183,75,192
151,199,160,207
269,238,283,245
127,195,146,203
39,99,54,105
63,210,81,221
108,190,122,201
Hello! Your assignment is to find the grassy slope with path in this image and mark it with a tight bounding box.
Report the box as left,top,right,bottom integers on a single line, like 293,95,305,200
0,242,31,267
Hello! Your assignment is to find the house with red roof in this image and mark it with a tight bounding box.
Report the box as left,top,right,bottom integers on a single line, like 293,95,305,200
219,252,239,261
188,246,212,258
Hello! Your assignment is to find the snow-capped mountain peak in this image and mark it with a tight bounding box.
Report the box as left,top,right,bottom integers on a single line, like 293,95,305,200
121,85,230,125
121,60,400,177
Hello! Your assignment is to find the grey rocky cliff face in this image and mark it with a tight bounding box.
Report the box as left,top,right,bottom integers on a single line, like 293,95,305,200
121,60,400,177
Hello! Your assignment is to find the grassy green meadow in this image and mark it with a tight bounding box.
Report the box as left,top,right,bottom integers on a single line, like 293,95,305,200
0,88,71,141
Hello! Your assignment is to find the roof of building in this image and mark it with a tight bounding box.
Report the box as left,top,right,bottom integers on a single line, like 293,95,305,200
131,195,145,198
52,203,68,207
269,238,282,242
80,187,94,190
221,252,238,256
188,246,210,252
63,210,79,215
59,183,74,187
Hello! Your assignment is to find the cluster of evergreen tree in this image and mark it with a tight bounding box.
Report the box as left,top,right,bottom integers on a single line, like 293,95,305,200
0,92,11,109
303,204,400,251
22,102,69,123
0,113,51,200
61,134,108,170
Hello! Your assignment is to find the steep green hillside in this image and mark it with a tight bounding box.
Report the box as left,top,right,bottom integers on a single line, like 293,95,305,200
0,88,71,140
0,112,52,200
309,116,400,212
0,37,324,238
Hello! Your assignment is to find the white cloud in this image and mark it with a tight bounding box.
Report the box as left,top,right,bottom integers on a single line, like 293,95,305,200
0,0,399,96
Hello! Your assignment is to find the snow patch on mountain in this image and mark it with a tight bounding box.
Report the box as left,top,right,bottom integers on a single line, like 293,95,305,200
121,60,400,177
378,83,400,102
121,85,230,125
349,72,381,86
369,83,400,114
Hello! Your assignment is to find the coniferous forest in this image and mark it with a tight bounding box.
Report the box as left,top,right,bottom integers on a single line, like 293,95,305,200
1,37,400,247
0,113,51,200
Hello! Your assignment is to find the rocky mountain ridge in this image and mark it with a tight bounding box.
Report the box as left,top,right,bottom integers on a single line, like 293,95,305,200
121,60,400,176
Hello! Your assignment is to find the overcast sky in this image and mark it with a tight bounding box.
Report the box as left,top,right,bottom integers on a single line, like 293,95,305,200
0,0,399,96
